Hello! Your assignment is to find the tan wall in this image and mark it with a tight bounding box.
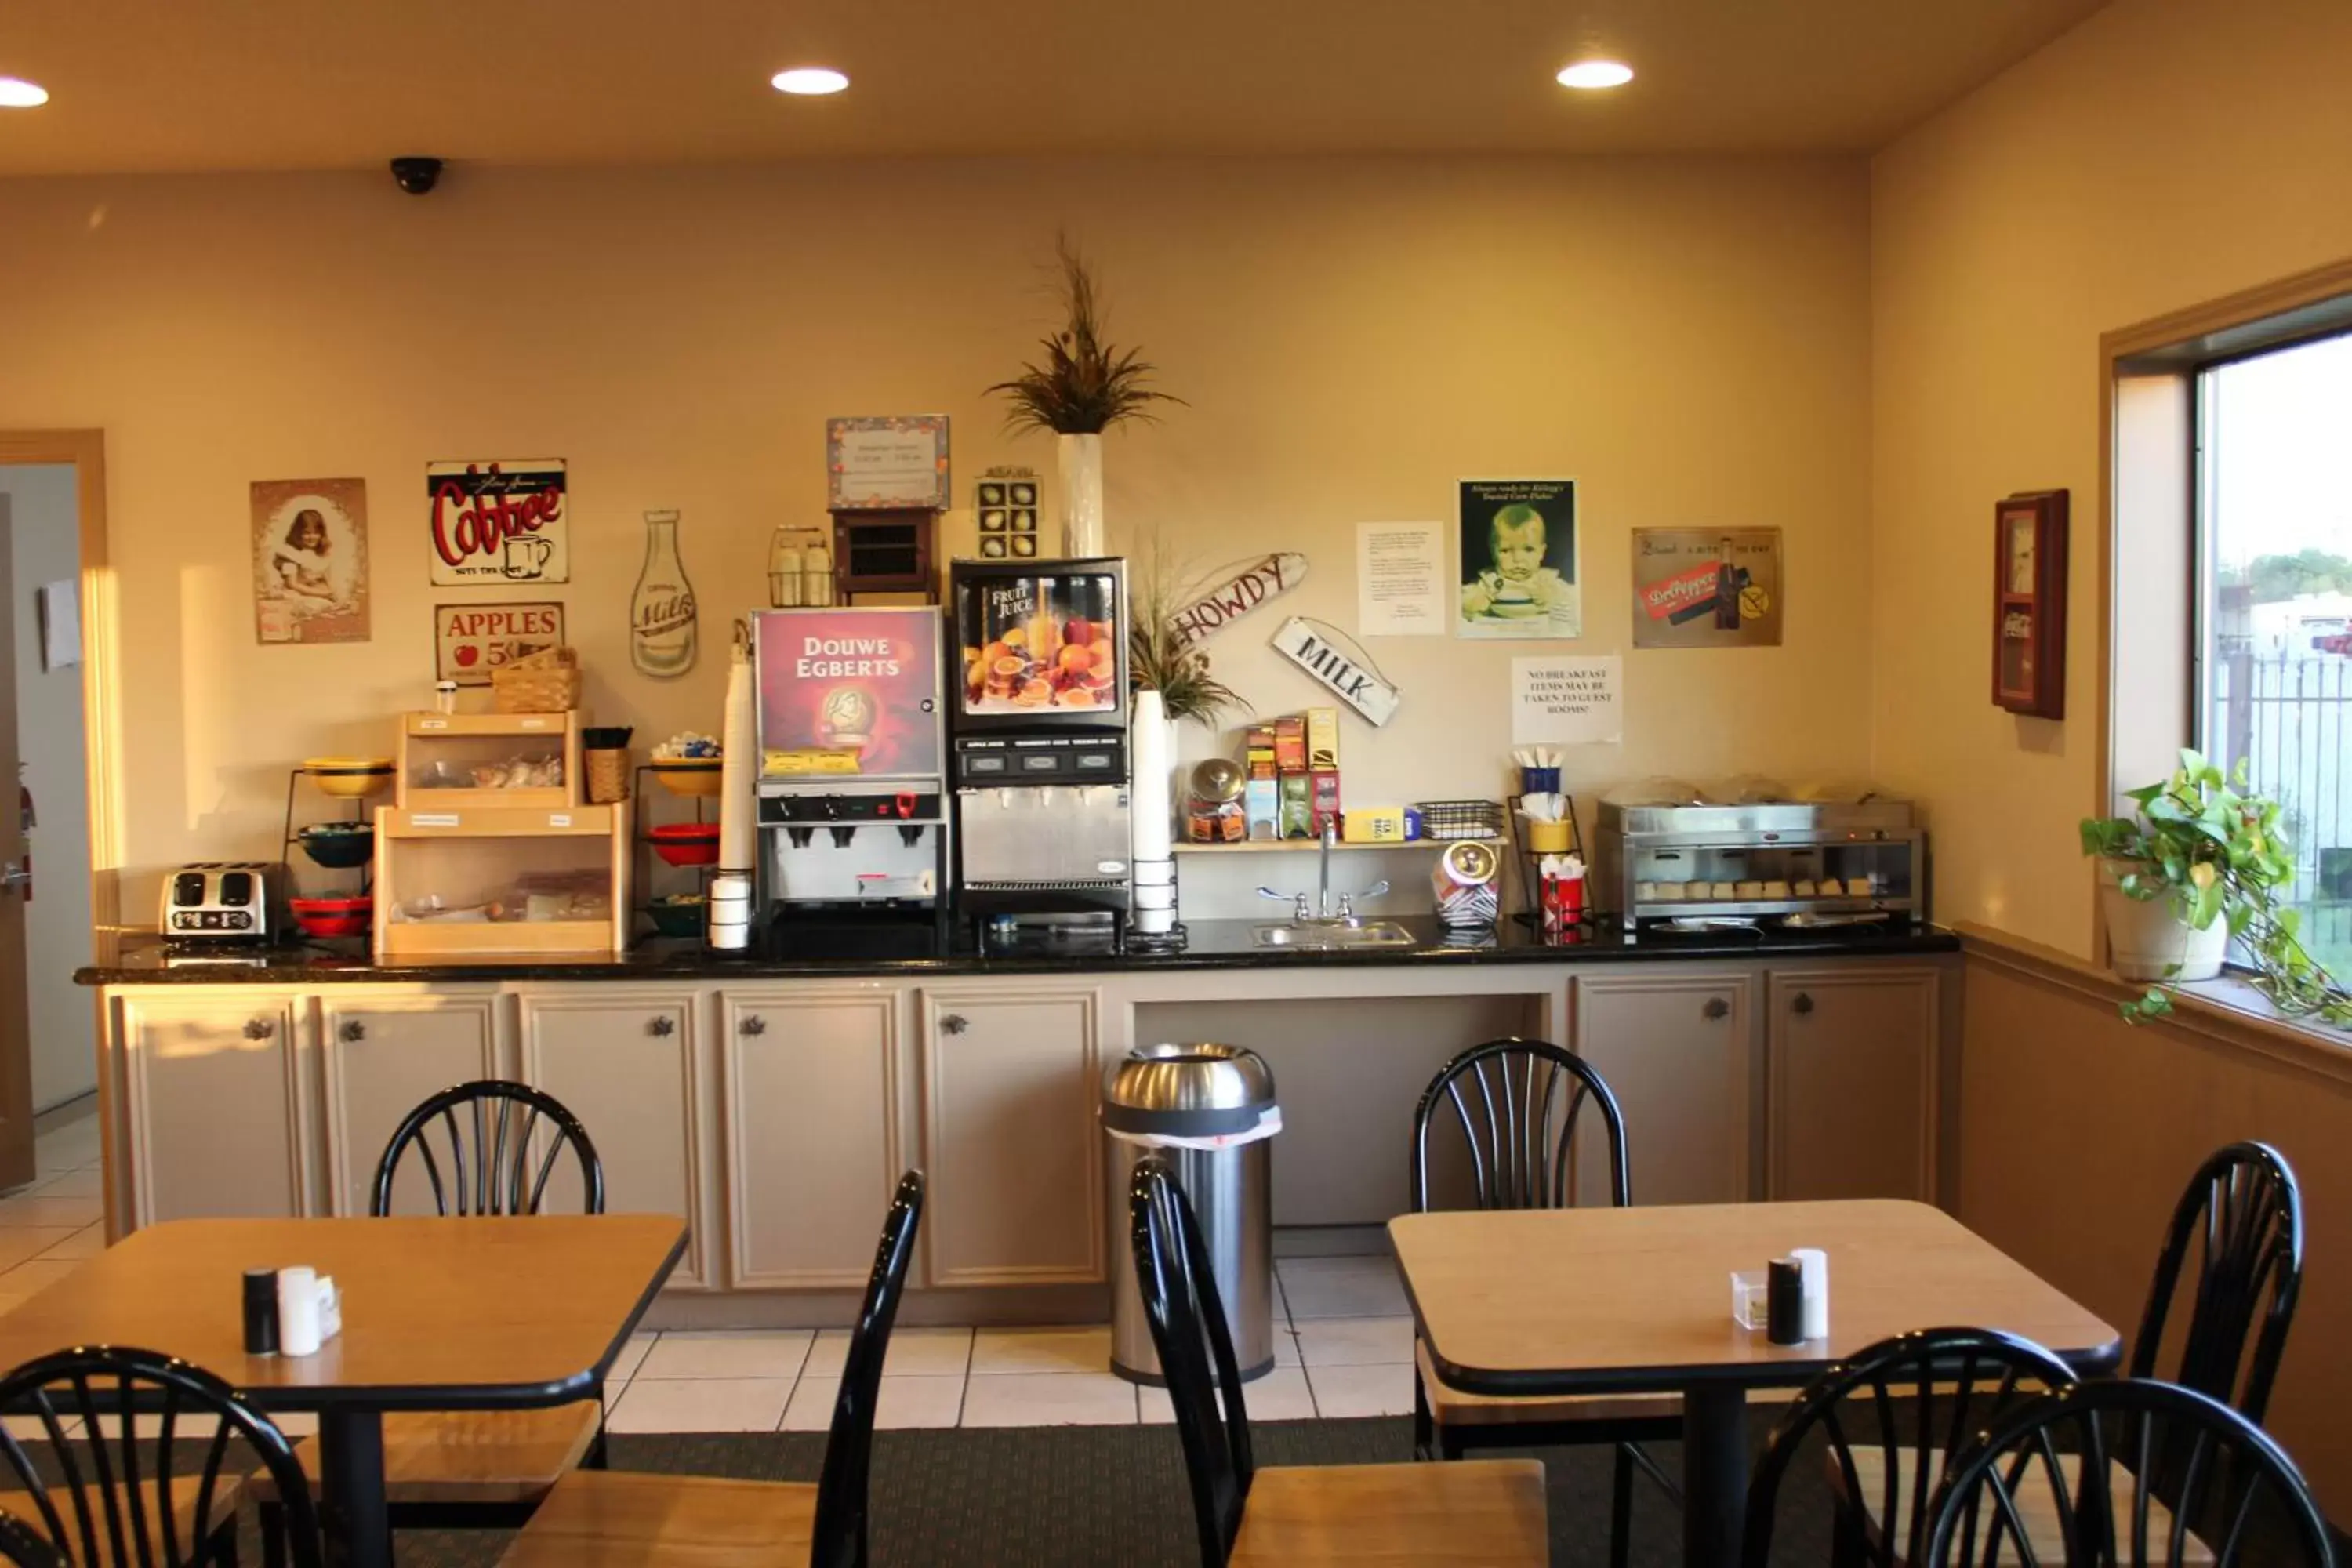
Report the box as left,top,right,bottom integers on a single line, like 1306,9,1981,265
1960,935,2352,1516
0,155,1871,918
1869,0,2352,956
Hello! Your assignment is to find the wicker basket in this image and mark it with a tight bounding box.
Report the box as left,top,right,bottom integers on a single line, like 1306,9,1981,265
492,647,582,713
584,749,631,804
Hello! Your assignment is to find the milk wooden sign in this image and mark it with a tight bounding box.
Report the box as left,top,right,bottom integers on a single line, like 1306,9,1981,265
1171,553,1308,648
1271,616,1399,727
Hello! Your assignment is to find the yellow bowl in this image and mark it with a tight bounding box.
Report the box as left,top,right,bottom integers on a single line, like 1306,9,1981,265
304,757,395,799
652,758,726,797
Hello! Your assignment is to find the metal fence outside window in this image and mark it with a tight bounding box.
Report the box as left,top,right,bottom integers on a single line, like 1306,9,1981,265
2210,652,2352,974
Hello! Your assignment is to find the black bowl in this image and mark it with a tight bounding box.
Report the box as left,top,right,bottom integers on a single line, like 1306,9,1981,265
299,824,375,869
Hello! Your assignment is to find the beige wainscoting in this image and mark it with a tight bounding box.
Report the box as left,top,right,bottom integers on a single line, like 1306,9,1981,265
1956,924,2352,1520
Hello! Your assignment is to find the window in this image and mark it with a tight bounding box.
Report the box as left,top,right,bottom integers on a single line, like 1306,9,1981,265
2194,329,2352,975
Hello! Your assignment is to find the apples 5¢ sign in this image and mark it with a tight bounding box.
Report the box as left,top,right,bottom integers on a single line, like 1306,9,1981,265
434,602,565,686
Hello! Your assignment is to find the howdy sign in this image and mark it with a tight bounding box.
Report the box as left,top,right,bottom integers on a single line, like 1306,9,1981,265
435,602,565,685
428,459,569,586
1171,553,1307,648
1270,616,1399,727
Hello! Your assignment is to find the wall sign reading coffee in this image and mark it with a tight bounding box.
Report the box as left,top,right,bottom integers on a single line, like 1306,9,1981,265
427,459,569,585
434,602,566,686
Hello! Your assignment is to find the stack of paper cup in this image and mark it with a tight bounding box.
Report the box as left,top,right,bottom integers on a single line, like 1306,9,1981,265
1130,691,1178,938
1132,857,1178,937
706,872,753,951
710,635,757,952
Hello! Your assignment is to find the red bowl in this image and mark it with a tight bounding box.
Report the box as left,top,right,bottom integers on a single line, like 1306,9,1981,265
289,897,372,939
651,822,722,867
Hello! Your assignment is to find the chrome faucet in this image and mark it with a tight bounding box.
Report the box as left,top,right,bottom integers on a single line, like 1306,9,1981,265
1256,822,1389,924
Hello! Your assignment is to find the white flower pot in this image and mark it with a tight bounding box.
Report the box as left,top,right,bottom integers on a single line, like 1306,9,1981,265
1058,432,1105,557
2099,858,2229,982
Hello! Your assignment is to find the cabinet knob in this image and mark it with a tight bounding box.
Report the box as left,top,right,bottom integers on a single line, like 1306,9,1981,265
1791,992,1815,1016
243,1018,275,1040
739,1015,767,1037
940,1013,969,1036
339,1019,365,1043
1701,998,1729,1022
648,1017,675,1037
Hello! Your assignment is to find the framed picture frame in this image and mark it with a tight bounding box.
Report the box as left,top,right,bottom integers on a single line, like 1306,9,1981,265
826,415,950,511
1991,489,2067,718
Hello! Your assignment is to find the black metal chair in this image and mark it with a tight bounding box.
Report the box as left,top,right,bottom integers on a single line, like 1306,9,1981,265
1408,1036,1675,1568
1740,1327,2081,1567
501,1171,926,1568
1922,1378,2335,1567
0,1508,63,1568
0,1345,325,1566
260,1080,610,1566
2131,1142,2302,1421
372,1079,607,1218
1131,1155,1545,1568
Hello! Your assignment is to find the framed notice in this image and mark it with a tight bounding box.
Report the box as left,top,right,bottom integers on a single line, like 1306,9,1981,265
1458,480,1578,639
252,477,371,644
1631,528,1783,648
427,459,568,586
828,416,951,511
435,601,566,685
1992,489,2067,718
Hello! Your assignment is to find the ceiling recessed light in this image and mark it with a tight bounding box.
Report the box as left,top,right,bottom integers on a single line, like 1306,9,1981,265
0,77,49,109
1555,60,1634,90
771,67,849,96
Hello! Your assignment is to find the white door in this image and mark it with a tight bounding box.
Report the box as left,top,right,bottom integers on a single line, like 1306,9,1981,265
0,500,42,1189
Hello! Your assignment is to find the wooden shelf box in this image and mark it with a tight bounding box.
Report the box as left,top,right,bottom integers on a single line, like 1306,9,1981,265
396,711,583,811
372,803,631,958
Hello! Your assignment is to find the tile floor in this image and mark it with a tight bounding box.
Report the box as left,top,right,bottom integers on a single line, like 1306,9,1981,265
1,1118,1421,1433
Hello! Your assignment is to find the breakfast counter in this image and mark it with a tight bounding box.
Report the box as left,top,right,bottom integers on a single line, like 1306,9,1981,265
78,922,1958,1329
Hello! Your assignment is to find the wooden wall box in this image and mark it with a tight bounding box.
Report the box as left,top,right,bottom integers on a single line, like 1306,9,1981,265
829,508,938,601
397,711,583,811
1991,490,2067,719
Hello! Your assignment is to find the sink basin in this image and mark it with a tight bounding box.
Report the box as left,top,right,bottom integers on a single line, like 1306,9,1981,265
1251,920,1419,949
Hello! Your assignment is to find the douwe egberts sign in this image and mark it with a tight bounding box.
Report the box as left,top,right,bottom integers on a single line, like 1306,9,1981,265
427,459,569,585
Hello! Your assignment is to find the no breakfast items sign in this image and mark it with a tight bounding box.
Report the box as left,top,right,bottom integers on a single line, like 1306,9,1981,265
435,602,566,685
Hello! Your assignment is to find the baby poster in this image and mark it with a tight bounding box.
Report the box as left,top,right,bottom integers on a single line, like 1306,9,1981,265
252,477,371,644
1457,479,1578,639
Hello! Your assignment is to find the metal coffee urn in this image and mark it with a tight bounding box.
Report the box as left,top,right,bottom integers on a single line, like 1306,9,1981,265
1104,1043,1280,1385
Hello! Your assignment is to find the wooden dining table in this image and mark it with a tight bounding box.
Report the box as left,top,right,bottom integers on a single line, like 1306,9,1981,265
0,1214,687,1568
1389,1199,2122,1568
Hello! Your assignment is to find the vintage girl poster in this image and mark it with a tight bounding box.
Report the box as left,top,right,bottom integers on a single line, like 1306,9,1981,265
252,478,371,644
1457,479,1579,639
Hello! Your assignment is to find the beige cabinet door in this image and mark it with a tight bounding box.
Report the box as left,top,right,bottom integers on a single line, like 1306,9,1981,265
517,989,709,1289
318,992,503,1216
118,993,310,1227
1571,971,1754,1207
917,986,1103,1287
722,989,903,1290
1766,967,1937,1203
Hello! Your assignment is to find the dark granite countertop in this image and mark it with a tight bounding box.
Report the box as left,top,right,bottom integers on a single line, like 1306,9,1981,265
77,918,1958,985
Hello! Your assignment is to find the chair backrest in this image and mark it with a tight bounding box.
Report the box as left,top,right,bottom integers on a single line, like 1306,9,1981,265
809,1170,924,1568
2131,1141,2302,1422
1924,1378,2334,1568
0,1345,324,1567
1741,1327,2080,1568
0,1508,63,1567
1129,1155,1254,1568
373,1079,605,1217
1411,1036,1631,1211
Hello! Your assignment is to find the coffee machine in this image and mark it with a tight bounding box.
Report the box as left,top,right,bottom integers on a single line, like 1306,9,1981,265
750,606,952,957
948,558,1131,950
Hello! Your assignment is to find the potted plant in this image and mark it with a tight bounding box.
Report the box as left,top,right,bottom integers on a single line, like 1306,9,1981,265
2080,749,2352,1027
1127,544,1247,731
986,235,1183,556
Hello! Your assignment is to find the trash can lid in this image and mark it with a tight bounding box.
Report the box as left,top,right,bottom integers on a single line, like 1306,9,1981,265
1105,1042,1276,1112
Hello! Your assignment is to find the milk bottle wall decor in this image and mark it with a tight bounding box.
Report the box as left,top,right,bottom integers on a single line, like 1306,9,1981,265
633,510,699,677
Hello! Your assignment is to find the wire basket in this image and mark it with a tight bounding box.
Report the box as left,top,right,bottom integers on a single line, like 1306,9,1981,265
1414,799,1506,841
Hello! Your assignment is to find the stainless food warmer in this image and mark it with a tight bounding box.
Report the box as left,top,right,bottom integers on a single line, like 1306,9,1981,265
1592,799,1925,931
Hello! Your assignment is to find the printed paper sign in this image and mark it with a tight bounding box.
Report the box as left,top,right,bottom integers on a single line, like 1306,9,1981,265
427,459,568,586
1631,528,1782,648
434,602,566,685
1357,522,1445,637
828,415,951,511
1512,655,1621,746
1171,553,1308,647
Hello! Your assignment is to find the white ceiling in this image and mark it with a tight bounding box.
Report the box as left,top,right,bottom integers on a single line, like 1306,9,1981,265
0,0,2111,176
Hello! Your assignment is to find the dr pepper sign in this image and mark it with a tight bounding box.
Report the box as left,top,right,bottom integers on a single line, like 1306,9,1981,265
427,459,569,585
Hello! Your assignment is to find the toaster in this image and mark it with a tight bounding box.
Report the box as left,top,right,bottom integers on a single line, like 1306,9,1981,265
159,862,283,943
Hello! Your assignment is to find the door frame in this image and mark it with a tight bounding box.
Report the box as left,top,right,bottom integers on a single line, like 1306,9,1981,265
0,430,118,1199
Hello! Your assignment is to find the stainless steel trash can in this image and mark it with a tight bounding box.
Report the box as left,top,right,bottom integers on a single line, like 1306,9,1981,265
1105,1042,1279,1385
